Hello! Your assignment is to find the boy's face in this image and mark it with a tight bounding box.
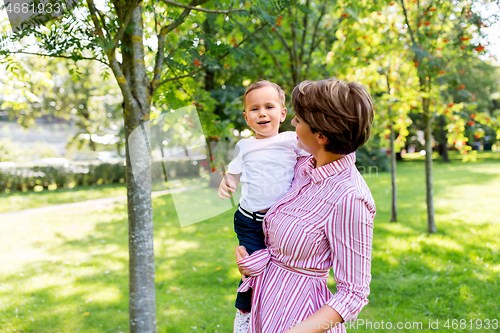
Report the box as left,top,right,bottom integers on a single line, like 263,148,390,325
243,86,287,139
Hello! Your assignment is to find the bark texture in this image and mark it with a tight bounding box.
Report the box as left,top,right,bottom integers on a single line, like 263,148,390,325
389,116,398,222
385,73,397,223
439,115,450,162
422,96,437,234
121,5,157,332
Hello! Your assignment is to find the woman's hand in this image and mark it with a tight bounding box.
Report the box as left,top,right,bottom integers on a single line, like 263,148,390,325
235,245,250,281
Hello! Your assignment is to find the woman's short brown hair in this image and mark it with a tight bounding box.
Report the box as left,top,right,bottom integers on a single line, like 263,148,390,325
243,80,286,109
292,78,374,154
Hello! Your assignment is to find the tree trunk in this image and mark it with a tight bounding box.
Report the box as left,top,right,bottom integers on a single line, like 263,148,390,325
422,97,437,234
89,132,96,152
385,72,397,223
439,115,450,162
389,115,397,222
122,5,157,332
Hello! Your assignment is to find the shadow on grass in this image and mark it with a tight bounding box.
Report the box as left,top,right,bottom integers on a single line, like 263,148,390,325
0,194,240,333
365,226,500,332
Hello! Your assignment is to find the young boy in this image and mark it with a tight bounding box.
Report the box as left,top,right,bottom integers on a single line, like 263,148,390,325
218,80,309,333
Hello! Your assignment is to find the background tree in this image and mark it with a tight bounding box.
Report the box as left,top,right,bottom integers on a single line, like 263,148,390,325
396,0,495,233
0,0,282,331
324,4,417,222
0,56,122,153
442,55,499,155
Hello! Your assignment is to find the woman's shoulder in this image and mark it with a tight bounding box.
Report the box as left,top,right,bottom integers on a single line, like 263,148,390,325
326,166,376,214
320,165,374,198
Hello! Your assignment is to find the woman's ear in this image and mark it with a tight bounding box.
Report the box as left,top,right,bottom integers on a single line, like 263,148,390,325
317,133,329,146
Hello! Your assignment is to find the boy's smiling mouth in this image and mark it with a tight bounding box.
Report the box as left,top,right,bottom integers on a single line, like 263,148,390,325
257,120,270,125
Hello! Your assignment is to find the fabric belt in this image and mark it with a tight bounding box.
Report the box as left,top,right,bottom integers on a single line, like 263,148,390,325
238,206,266,222
270,258,329,279
236,248,329,333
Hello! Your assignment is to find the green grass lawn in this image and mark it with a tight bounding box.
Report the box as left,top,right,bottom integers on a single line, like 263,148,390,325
1,151,499,332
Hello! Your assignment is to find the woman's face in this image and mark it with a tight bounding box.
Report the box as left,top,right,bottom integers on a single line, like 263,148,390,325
291,115,320,155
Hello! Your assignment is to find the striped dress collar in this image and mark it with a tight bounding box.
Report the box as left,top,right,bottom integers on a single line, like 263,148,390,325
306,152,356,184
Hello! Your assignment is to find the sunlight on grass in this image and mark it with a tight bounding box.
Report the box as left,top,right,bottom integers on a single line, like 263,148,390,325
83,287,122,303
423,236,465,253
161,239,200,257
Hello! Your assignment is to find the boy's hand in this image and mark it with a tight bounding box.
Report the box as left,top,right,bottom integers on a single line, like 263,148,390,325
218,176,236,200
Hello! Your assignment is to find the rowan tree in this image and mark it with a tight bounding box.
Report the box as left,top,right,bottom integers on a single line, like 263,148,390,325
0,0,284,331
395,0,498,233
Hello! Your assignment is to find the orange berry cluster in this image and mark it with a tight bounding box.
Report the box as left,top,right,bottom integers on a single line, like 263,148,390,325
272,16,283,31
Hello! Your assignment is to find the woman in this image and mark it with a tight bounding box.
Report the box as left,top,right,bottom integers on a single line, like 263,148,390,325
235,78,376,333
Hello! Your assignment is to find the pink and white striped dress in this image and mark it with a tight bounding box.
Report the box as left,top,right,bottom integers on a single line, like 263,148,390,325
237,153,375,333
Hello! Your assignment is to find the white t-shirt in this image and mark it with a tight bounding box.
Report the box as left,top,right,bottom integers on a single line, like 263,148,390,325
227,131,309,212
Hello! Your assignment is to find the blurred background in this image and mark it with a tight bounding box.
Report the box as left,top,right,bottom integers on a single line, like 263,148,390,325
0,0,499,332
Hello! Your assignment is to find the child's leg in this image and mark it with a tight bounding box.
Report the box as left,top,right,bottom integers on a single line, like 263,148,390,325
233,206,266,311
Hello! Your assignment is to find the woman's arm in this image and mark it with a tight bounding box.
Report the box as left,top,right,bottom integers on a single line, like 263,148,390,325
285,305,343,333
324,195,374,322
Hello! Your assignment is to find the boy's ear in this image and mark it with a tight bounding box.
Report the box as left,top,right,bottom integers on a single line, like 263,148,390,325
243,112,250,126
280,107,287,122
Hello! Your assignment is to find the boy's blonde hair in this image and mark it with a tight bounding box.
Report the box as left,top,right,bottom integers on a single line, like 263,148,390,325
292,78,374,154
243,81,286,109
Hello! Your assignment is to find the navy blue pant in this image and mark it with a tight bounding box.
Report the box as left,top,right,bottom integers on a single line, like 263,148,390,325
233,207,266,311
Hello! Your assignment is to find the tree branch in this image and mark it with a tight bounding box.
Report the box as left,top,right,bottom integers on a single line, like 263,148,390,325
253,34,287,78
112,0,142,49
156,67,205,87
289,3,300,84
228,17,278,67
305,0,327,78
273,28,292,57
151,33,165,94
151,0,209,94
86,0,108,44
219,22,268,58
1,50,109,66
159,0,244,14
416,0,422,37
299,0,310,62
400,0,417,46
155,22,268,90
159,0,208,36
108,51,138,111
97,10,110,40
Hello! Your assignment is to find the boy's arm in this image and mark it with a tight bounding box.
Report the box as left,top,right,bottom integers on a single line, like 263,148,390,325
218,172,241,200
